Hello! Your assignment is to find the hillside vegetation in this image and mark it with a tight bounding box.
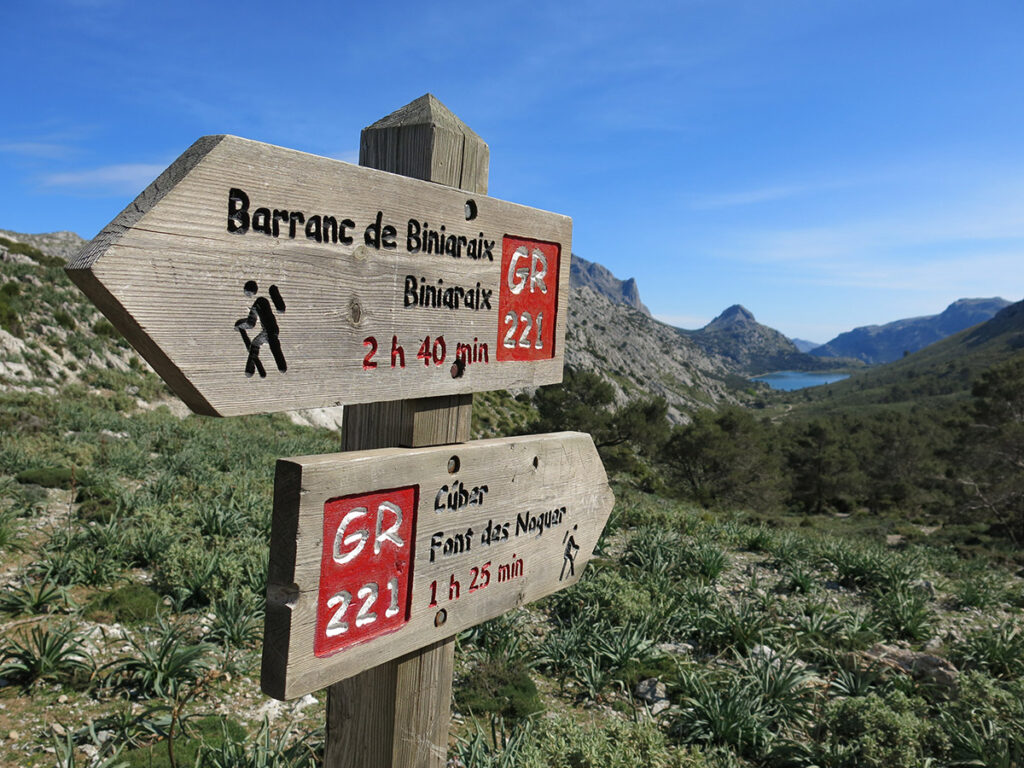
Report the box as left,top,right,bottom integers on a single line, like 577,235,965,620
0,231,1021,767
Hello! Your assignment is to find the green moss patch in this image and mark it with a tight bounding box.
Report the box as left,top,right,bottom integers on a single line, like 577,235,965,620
120,715,247,768
15,466,78,488
455,659,543,721
84,583,163,623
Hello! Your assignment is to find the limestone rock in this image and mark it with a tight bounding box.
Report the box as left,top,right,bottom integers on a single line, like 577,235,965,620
634,677,670,715
863,643,959,692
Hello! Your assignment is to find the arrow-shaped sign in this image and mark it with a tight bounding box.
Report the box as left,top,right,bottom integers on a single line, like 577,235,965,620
66,135,571,416
261,431,613,700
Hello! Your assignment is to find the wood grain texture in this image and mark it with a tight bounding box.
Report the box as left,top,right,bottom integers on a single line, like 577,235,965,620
323,95,486,768
340,394,473,451
65,131,569,416
261,431,614,701
360,94,489,195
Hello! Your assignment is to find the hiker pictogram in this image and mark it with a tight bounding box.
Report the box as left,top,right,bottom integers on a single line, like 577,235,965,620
560,524,580,581
235,280,287,378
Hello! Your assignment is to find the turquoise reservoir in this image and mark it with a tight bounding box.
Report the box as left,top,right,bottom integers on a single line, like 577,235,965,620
751,371,850,391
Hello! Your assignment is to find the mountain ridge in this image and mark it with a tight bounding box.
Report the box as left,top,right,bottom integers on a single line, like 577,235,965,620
812,297,1012,365
796,297,1024,409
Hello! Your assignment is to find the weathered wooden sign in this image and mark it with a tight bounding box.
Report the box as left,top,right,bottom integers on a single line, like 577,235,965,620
261,431,613,701
65,134,571,417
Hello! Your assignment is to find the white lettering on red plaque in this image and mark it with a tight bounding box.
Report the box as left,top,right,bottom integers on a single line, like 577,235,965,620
497,236,560,361
314,486,418,657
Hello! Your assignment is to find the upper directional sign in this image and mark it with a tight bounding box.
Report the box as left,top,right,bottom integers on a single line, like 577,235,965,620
66,135,571,416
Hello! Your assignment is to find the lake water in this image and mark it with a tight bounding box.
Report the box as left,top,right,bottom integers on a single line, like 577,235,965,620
751,371,850,391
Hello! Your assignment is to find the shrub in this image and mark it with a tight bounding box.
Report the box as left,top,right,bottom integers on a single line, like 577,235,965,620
0,236,62,267
953,572,1008,610
193,718,319,768
0,580,68,615
670,668,771,758
688,542,729,581
519,712,700,768
698,600,778,654
544,565,656,627
119,715,249,768
952,623,1024,679
821,541,920,593
37,544,124,587
0,508,22,552
767,531,812,567
92,319,120,338
460,610,535,667
536,614,597,685
0,280,24,336
102,620,214,699
941,714,1023,768
53,308,76,330
737,649,816,728
622,526,687,577
782,564,817,594
0,624,94,687
206,591,264,649
815,691,947,768
15,465,78,488
52,728,128,768
455,659,543,721
872,587,934,641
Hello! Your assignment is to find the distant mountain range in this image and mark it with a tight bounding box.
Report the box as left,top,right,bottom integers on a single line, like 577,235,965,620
567,257,838,377
801,297,1024,407
810,297,1011,365
791,338,821,353
565,256,1013,378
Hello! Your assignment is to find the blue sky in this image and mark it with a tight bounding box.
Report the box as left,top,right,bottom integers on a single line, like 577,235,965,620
3,0,1022,342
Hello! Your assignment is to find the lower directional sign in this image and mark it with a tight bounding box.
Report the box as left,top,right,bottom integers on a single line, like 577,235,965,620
261,432,614,701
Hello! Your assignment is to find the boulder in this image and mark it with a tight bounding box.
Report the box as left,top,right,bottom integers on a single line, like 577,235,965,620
863,643,958,693
634,677,670,715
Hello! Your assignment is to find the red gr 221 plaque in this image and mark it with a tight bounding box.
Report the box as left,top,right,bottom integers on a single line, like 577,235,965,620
496,236,560,361
314,486,418,657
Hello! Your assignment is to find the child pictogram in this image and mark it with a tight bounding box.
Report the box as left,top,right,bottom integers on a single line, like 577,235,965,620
235,280,287,377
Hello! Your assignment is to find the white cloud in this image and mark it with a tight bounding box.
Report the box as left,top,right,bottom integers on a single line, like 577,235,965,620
0,142,73,159
690,174,879,211
692,184,817,210
41,163,166,195
707,174,1024,297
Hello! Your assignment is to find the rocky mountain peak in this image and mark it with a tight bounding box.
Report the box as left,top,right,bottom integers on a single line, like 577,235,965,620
570,254,650,316
682,304,834,375
706,304,757,329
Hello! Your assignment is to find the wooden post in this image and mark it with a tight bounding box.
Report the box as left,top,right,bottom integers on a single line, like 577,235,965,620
326,94,488,768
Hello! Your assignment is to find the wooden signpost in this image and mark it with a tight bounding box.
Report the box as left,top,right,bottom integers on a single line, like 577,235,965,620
65,131,571,417
262,432,613,700
67,95,614,768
